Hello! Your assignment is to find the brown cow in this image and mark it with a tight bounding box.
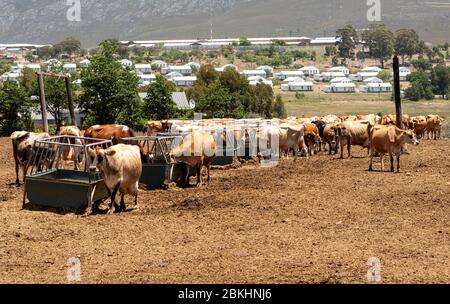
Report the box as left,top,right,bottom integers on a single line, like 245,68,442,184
369,125,419,172
303,123,319,157
322,124,339,155
11,131,51,186
411,116,427,139
171,131,217,188
90,144,142,214
335,121,373,159
84,124,136,145
381,114,413,129
425,114,445,140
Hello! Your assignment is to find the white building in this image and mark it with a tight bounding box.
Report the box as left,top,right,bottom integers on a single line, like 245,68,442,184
138,74,157,86
63,63,77,73
171,76,197,87
361,66,382,73
79,59,90,68
120,59,133,67
315,72,346,82
281,81,314,92
25,63,41,72
242,69,267,79
363,77,383,84
215,64,238,72
355,71,379,82
165,71,183,79
275,70,305,80
162,65,192,76
328,66,349,76
361,83,392,93
299,66,320,77
399,67,411,81
0,72,20,82
135,63,152,74
248,76,273,87
256,65,274,74
151,60,168,69
282,76,304,83
323,83,356,93
330,77,353,84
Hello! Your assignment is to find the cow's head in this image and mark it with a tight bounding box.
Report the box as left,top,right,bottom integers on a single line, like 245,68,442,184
404,130,419,146
88,147,116,172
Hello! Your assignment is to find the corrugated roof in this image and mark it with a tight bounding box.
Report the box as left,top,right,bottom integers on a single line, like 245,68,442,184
171,92,191,110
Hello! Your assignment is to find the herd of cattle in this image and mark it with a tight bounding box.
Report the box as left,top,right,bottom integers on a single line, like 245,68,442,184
8,113,445,214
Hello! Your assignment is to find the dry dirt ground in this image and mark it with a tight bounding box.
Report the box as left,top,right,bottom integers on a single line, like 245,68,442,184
0,137,449,284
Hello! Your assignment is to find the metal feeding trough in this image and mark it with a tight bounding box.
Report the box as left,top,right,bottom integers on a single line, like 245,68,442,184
23,136,113,210
122,136,185,189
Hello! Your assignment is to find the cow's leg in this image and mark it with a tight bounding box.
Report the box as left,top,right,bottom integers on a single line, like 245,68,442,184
108,183,120,215
183,164,190,188
22,165,27,183
15,160,20,186
328,143,332,155
340,140,344,159
196,164,202,188
347,140,351,159
119,193,126,212
390,154,395,173
369,149,374,172
380,153,384,172
206,163,211,184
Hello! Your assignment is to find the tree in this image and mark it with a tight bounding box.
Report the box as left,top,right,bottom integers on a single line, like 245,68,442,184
395,29,420,65
20,67,37,94
411,57,433,71
239,36,251,46
405,71,434,101
79,40,143,129
143,75,176,120
196,64,219,86
363,24,395,68
377,70,391,82
251,84,274,118
325,46,337,57
336,25,358,62
53,37,82,56
273,95,286,119
195,82,238,118
0,81,34,136
272,39,286,46
430,64,450,99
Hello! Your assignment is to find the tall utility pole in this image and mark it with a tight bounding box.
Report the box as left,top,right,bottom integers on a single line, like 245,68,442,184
393,56,403,128
37,73,49,133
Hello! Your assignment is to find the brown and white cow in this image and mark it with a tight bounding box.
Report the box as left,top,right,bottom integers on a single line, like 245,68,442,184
11,131,51,186
58,126,82,170
278,124,308,160
322,124,339,155
369,125,419,173
84,124,136,145
335,121,373,159
425,114,445,140
90,144,142,214
171,131,217,188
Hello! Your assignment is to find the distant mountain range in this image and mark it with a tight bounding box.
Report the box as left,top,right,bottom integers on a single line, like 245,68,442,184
0,0,449,46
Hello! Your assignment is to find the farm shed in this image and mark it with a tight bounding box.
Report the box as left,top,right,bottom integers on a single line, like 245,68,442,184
281,81,314,92
299,66,320,77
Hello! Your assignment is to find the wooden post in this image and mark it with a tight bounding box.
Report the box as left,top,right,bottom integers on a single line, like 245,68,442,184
393,56,403,128
65,76,77,127
37,73,49,133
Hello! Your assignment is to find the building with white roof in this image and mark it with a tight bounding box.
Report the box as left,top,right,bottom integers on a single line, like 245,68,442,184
162,65,192,76
249,77,273,87
363,77,383,84
171,76,197,87
63,63,77,72
275,70,305,80
361,66,382,73
242,70,267,79
151,60,168,70
281,81,314,92
135,63,152,74
25,63,41,72
79,59,90,68
330,77,353,84
138,74,157,86
360,83,392,93
282,76,304,83
120,59,133,67
328,66,350,76
315,72,346,82
215,64,238,73
354,71,379,82
399,67,411,81
323,83,356,93
299,66,320,77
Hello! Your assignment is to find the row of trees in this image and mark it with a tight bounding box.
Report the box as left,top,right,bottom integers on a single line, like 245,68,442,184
405,63,450,101
336,24,449,68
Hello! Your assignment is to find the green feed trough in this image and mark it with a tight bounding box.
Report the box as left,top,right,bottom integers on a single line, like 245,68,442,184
122,135,184,189
23,136,113,210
